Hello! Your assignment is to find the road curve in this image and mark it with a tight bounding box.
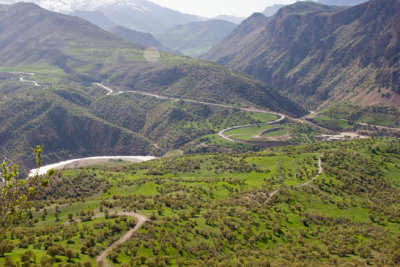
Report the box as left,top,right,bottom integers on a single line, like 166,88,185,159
218,114,286,142
11,72,41,87
94,83,287,143
96,212,147,267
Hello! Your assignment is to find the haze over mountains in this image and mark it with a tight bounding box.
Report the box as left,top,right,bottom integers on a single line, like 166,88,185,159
154,20,237,58
109,25,178,54
203,0,400,121
2,0,204,33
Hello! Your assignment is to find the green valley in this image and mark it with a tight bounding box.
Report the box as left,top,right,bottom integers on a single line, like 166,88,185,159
0,0,399,266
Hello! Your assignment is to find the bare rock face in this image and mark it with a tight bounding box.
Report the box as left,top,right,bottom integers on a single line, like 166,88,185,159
203,0,400,110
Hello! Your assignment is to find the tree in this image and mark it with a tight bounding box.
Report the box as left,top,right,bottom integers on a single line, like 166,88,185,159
0,146,54,238
0,240,15,257
46,246,60,259
65,248,74,262
4,256,16,267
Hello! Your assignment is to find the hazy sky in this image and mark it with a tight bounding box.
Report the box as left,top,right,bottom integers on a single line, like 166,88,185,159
149,0,297,17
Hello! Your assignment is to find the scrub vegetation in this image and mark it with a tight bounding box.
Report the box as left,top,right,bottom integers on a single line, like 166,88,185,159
1,139,399,266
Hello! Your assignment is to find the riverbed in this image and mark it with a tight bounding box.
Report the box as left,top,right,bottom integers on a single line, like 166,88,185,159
29,156,157,177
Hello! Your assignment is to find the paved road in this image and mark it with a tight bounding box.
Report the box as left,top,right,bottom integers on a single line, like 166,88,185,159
11,72,41,87
218,114,286,142
94,83,287,143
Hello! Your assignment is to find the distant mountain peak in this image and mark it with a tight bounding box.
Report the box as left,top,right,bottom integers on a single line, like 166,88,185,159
2,0,149,12
1,0,203,33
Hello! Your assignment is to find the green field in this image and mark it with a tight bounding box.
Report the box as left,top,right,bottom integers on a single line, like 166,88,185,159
312,115,354,131
224,124,277,140
262,128,289,137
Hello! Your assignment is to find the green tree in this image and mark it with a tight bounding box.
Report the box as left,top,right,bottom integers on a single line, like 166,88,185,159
65,248,74,262
0,240,15,257
0,146,54,238
46,246,60,259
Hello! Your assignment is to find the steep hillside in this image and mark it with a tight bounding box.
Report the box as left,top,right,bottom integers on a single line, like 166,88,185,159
203,0,400,121
154,20,237,58
109,25,178,54
0,80,153,168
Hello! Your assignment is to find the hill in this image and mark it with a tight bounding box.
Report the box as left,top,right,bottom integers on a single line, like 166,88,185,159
0,3,306,168
202,0,400,125
1,139,399,266
109,25,178,54
154,20,237,58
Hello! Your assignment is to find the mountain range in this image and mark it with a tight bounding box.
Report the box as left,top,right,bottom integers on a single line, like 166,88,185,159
203,0,400,124
0,2,305,168
1,0,204,33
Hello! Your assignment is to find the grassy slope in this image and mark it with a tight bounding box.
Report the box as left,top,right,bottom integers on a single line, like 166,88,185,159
2,139,399,266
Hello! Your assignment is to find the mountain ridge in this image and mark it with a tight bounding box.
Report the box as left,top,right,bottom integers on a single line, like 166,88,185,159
202,0,400,116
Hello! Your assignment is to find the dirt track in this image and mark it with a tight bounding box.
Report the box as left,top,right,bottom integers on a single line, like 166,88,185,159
96,212,147,267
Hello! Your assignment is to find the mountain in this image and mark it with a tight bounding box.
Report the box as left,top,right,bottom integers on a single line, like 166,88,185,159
317,0,368,6
0,2,306,168
1,0,204,33
202,0,400,123
154,20,237,58
70,10,116,30
109,25,178,54
213,15,244,24
262,4,285,17
262,1,369,17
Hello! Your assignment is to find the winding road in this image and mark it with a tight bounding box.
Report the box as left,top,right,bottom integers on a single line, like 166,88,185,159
94,83,287,143
11,72,41,87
